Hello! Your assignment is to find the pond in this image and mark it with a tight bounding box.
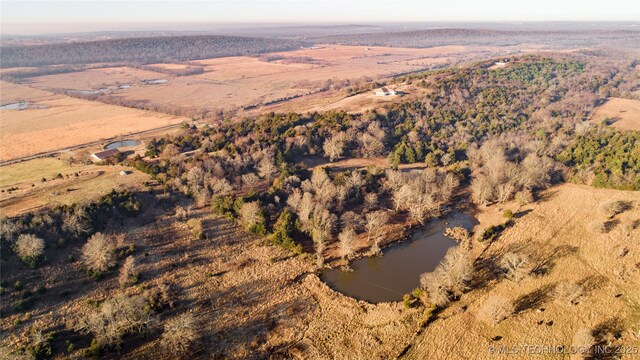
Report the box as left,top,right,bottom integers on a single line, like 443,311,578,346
144,79,168,85
0,102,48,110
104,139,141,150
67,88,109,95
320,212,478,303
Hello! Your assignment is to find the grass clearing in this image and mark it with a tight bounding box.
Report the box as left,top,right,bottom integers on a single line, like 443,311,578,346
590,97,640,131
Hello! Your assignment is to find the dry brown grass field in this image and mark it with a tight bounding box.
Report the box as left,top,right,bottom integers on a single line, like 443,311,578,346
590,97,640,131
22,66,168,90
17,44,507,119
0,81,189,161
404,183,640,359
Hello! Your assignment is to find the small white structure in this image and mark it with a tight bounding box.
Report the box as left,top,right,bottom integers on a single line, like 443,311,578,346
374,87,397,96
119,170,131,176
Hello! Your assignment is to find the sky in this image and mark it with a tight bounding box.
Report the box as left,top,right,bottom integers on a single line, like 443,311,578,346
1,0,639,34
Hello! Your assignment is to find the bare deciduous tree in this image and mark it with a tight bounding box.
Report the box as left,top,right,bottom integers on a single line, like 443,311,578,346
501,252,530,283
211,178,234,196
365,210,390,253
175,206,190,222
340,211,364,231
118,256,138,287
515,189,534,205
338,227,357,261
239,201,263,231
257,156,278,180
323,133,346,162
14,234,45,261
162,313,199,355
478,295,513,325
471,174,494,205
62,208,92,237
241,173,259,190
77,294,154,348
420,248,473,307
309,208,337,266
364,193,378,210
81,233,116,275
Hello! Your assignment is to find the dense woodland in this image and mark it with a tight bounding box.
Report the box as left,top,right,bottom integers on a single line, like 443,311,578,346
315,28,640,49
0,35,305,67
115,54,639,262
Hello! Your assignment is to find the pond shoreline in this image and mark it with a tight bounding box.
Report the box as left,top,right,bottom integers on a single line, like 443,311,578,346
320,207,478,303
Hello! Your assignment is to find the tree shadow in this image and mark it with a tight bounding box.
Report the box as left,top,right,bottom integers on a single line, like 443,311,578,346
578,274,608,295
532,244,578,277
590,317,625,360
468,254,503,290
514,283,555,313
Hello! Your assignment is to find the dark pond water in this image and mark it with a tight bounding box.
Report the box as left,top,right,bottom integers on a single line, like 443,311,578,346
144,79,168,85
321,212,478,303
104,139,141,150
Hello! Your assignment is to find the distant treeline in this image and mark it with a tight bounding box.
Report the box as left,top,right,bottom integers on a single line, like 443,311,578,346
0,35,306,68
313,29,640,49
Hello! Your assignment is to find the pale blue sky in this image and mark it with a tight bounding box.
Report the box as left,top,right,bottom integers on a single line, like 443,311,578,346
1,1,638,34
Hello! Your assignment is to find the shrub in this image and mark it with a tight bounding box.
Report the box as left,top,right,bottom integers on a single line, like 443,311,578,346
13,298,34,312
554,282,583,305
14,234,45,268
161,313,200,355
118,256,138,287
81,233,116,276
186,219,204,240
503,210,514,220
269,209,302,254
27,329,55,359
481,221,510,242
403,288,423,309
145,281,175,311
598,200,625,218
572,327,594,359
515,189,534,205
587,221,606,234
478,296,513,325
77,294,153,349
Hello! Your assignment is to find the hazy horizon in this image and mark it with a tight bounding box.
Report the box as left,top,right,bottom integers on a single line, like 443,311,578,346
1,0,639,35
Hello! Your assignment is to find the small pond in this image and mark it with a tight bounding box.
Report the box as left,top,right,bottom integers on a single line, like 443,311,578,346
321,212,478,303
0,102,48,110
104,139,141,150
144,79,168,85
67,88,109,95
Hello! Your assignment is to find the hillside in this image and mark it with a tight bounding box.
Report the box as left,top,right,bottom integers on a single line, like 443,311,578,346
0,35,305,67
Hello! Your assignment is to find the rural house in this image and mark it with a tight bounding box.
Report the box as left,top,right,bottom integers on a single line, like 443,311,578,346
90,148,119,162
374,87,397,96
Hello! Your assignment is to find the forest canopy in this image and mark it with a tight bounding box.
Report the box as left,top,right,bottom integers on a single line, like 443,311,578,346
0,35,306,67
